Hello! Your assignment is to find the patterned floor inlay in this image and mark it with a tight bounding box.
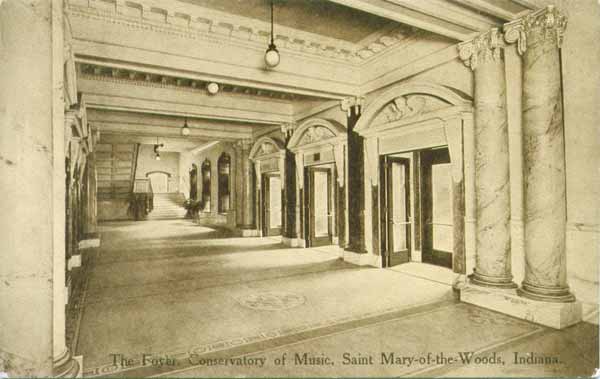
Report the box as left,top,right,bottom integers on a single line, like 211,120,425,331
82,300,457,377
236,291,306,311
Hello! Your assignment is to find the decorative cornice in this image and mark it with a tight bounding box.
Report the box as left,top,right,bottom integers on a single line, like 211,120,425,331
503,5,567,55
458,28,503,70
66,0,413,65
78,63,309,102
341,96,365,117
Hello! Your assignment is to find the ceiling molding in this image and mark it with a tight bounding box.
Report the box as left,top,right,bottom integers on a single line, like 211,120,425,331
78,62,315,102
66,0,413,65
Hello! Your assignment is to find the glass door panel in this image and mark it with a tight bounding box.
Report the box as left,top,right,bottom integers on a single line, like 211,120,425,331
313,170,329,237
384,157,411,267
421,148,453,269
431,164,453,252
308,167,333,247
269,176,282,232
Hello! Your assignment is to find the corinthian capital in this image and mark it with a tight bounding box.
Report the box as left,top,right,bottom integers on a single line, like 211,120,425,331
340,96,365,117
280,122,296,139
503,5,567,55
458,28,503,70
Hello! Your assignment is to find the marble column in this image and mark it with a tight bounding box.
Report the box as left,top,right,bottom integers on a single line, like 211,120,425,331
459,28,516,288
240,139,254,230
234,142,244,227
504,6,575,302
282,124,297,241
343,98,366,253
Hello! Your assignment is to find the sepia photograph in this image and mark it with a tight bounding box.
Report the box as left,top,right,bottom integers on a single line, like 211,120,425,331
0,0,598,377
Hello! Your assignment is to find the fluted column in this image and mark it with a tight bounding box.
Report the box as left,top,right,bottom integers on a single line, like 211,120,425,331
459,29,516,288
504,6,575,302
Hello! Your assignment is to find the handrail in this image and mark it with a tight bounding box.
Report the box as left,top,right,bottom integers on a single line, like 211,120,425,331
130,143,141,193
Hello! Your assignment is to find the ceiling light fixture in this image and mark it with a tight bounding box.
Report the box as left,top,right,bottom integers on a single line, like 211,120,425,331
154,137,164,161
181,118,191,136
264,0,280,68
207,82,219,95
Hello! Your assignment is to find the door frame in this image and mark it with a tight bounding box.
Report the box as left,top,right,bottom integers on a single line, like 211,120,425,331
421,148,453,269
304,165,334,247
380,155,412,268
261,172,282,236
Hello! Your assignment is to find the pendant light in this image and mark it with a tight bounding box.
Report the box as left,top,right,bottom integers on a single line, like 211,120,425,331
154,137,164,161
181,117,190,136
264,0,280,68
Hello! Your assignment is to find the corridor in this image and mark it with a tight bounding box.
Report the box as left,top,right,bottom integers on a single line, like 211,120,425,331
72,220,597,378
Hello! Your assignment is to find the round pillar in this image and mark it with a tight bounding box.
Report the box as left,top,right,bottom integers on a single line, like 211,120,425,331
459,29,516,288
505,6,574,302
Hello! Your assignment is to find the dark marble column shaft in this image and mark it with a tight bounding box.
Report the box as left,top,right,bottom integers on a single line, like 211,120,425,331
346,106,366,253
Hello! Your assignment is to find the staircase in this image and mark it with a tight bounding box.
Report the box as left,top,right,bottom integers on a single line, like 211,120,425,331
147,193,188,220
96,143,139,201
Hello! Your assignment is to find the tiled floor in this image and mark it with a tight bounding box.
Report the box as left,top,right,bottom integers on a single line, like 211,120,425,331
75,219,598,378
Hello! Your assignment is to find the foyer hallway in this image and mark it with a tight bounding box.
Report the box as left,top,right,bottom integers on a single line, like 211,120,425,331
74,220,598,378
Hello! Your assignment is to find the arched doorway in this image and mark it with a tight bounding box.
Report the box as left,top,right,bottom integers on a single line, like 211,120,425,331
249,137,285,237
147,171,170,193
288,118,346,248
354,81,473,273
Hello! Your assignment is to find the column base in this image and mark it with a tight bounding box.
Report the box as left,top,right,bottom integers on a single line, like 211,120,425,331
342,250,381,267
53,348,81,378
77,238,100,250
282,236,299,247
238,228,260,237
471,270,517,289
460,284,582,329
518,282,576,303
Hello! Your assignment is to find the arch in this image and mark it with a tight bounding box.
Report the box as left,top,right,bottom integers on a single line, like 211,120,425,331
249,136,285,160
354,81,472,134
287,118,346,150
145,170,172,178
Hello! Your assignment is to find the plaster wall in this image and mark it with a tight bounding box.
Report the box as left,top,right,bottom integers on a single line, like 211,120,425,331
136,145,180,190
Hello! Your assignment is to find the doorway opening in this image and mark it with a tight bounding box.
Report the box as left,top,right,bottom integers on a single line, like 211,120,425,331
261,173,282,236
148,172,169,193
304,164,336,247
380,147,453,269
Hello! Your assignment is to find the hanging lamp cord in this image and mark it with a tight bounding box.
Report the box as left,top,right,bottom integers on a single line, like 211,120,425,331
270,0,274,45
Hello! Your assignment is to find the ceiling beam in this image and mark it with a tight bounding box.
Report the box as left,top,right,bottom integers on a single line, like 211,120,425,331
326,0,478,41
386,0,499,31
448,0,526,21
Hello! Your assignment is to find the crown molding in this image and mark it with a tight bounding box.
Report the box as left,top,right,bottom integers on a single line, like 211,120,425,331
66,0,413,65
